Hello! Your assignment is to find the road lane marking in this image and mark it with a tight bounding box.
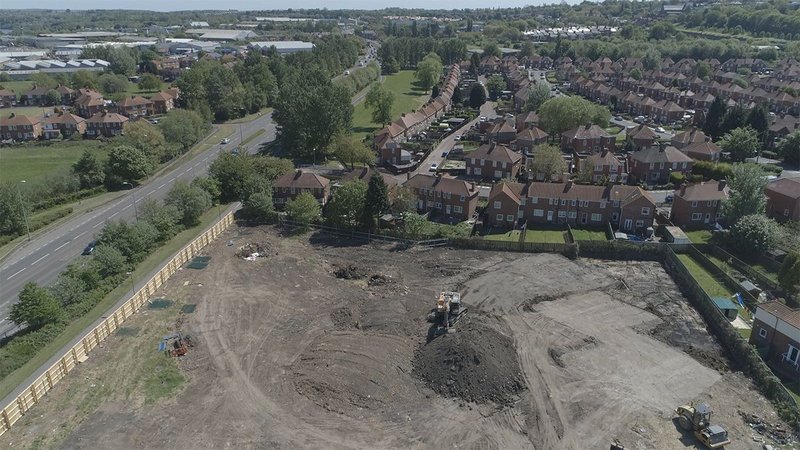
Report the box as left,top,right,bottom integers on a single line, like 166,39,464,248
7,268,26,279
75,231,87,239
109,211,118,218
158,183,166,189
93,222,101,228
54,241,70,252
31,253,50,266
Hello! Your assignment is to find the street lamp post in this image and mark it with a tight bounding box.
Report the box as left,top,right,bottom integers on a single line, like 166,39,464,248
121,182,138,220
17,180,31,241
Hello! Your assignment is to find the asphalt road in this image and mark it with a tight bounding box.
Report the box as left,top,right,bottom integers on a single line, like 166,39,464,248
0,113,277,336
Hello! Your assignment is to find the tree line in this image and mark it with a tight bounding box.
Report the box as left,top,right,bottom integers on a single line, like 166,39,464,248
377,37,466,73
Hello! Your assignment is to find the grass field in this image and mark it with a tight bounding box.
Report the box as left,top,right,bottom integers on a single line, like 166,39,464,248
0,80,33,93
571,229,608,241
685,229,713,244
351,70,430,139
0,140,107,184
0,105,58,118
0,206,228,400
677,254,734,298
525,229,567,243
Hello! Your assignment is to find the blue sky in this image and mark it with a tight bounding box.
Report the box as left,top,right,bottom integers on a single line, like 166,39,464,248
1,0,546,10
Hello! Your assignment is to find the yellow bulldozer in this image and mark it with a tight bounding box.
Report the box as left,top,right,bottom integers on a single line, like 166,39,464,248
675,402,731,449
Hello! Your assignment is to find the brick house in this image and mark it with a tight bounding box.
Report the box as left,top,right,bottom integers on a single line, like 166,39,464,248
273,170,331,207
85,111,129,138
626,123,659,150
403,174,479,222
629,144,694,185
0,113,42,141
19,85,50,106
0,89,16,107
487,120,517,144
149,91,175,115
55,85,76,105
749,301,800,378
485,181,655,233
74,89,105,118
340,167,398,194
671,128,708,149
513,127,549,156
765,177,800,222
117,96,153,118
466,142,523,181
41,112,86,139
683,140,721,162
561,123,616,152
576,150,627,184
670,180,729,228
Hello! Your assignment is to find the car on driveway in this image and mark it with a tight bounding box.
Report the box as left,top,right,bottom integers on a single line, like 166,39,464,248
220,138,230,144
82,241,97,256
429,162,439,172
665,194,674,203
614,115,623,121
655,127,666,133
441,151,449,157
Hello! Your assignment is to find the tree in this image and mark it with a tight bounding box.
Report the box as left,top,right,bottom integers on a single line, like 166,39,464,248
747,104,770,142
191,176,221,204
97,220,158,263
719,127,760,162
10,282,63,329
44,89,61,106
629,68,642,81
576,159,594,184
209,152,257,202
365,83,394,125
362,173,390,229
694,61,711,80
97,73,130,95
729,214,778,256
159,109,208,150
703,97,727,139
642,49,661,71
120,120,169,163
330,133,375,170
205,64,245,121
164,181,212,226
720,105,747,136
326,181,367,228
529,144,567,182
273,68,353,159
29,73,57,90
525,81,551,112
415,52,443,92
48,275,86,307
483,43,501,58
92,245,128,277
778,252,800,293
486,74,507,101
105,145,154,186
722,163,767,225
538,96,611,136
138,73,162,92
402,212,429,239
138,199,180,241
776,131,800,167
392,186,417,214
468,83,487,108
72,150,105,189
0,183,28,235
242,189,275,222
71,70,97,89
649,21,675,40
285,191,320,227
470,52,481,76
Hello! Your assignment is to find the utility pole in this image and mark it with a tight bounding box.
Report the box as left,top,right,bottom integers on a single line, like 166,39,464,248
17,180,31,241
121,182,138,220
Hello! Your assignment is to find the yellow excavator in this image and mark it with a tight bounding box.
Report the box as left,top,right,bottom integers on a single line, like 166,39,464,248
426,291,466,336
675,402,731,449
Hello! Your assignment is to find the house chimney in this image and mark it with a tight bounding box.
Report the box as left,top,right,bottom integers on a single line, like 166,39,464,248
294,170,302,180
470,182,476,191
586,123,592,129
659,142,667,152
705,136,711,142
566,180,573,190
718,180,727,191
680,184,687,197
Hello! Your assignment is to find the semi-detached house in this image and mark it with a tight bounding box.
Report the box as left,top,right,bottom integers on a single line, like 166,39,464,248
403,174,479,222
670,180,729,229
486,181,656,233
628,144,693,185
273,170,331,207
466,142,523,181
749,301,800,378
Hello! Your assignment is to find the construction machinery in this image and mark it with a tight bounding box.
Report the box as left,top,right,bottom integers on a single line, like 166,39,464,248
675,402,731,449
426,291,466,335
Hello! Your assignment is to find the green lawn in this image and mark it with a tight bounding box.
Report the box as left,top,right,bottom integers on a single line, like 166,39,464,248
0,105,59,119
0,80,33,93
484,230,522,242
677,254,735,298
0,140,107,184
525,229,567,243
571,229,608,241
351,70,430,139
685,229,713,244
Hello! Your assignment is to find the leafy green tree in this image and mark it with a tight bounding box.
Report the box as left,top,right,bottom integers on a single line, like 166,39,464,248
206,64,245,121
486,74,507,101
72,150,105,189
382,56,400,74
285,191,320,227
97,220,158,263
0,183,28,235
482,43,501,58
29,73,57,89
159,109,208,150
720,105,747,136
273,68,353,159
138,199,180,241
694,61,711,80
776,131,800,167
48,275,86,307
649,21,675,40
331,133,375,170
138,73,162,91
403,212,429,239
71,70,97,89
538,96,610,136
530,144,567,182
365,84,394,125
729,214,778,256
719,127,760,162
92,245,128,277
415,52,443,92
326,180,367,228
253,156,294,183
164,181,212,226
105,145,154,186
747,105,770,142
191,176,221,204
44,89,61,106
703,97,727,139
82,45,136,76
641,49,661,71
468,83,487,108
242,189,275,222
629,68,642,81
470,52,481,76
362,173,390,229
778,252,800,293
120,120,169,163
97,73,130,95
525,81,551,112
208,152,257,202
10,282,63,329
722,163,767,225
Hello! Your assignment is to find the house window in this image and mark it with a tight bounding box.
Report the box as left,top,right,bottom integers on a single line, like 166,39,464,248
691,201,698,208
496,213,504,221
454,206,463,213
787,345,800,365
641,207,650,216
707,200,713,207
558,211,567,218
533,209,544,217
758,328,767,338
600,201,607,209
560,199,566,206
611,212,619,221
785,209,790,217
682,162,688,169
591,213,601,222
636,220,644,227
290,187,296,194
474,168,481,175
460,194,465,202
549,198,554,205
530,197,538,204
494,201,502,209
571,199,576,207
568,211,577,219
435,202,442,208
692,213,702,221
507,214,514,222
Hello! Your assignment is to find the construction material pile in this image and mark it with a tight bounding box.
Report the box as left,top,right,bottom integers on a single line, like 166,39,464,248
236,243,273,260
333,264,368,280
411,316,525,405
739,411,798,446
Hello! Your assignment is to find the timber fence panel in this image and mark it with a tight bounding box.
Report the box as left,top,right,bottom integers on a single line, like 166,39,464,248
0,210,236,437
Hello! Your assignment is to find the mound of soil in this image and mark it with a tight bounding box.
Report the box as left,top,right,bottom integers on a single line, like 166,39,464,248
411,316,525,405
235,242,274,258
333,264,367,280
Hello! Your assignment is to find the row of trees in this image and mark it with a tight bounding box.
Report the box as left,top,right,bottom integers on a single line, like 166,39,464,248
682,4,800,39
378,37,466,73
537,96,611,137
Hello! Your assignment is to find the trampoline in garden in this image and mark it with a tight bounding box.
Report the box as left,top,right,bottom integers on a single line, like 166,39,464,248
187,255,211,269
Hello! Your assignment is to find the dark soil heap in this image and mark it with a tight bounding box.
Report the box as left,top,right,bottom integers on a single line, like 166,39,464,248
411,316,525,405
333,264,367,280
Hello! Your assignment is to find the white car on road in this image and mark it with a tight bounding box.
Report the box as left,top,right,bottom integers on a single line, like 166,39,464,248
220,138,230,144
429,162,439,172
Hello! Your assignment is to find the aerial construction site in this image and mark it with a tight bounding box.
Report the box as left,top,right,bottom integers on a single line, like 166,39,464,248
1,225,794,449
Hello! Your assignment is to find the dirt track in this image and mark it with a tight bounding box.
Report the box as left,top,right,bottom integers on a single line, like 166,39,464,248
0,225,792,450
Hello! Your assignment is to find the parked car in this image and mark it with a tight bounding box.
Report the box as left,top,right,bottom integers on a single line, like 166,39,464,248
655,127,666,133
82,241,97,256
665,194,674,203
614,115,623,121
220,138,230,144
454,135,461,141
441,151,448,157
634,116,645,123
429,162,439,172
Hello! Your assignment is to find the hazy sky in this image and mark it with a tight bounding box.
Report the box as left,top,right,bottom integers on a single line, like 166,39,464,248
1,0,545,11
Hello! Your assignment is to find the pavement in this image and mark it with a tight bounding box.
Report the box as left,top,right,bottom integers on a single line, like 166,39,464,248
0,113,276,337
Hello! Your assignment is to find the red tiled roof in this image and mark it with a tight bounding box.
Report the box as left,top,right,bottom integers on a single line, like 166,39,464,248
471,143,523,164
757,301,800,330
675,180,729,202
403,174,478,197
562,123,612,140
765,177,800,199
274,170,330,190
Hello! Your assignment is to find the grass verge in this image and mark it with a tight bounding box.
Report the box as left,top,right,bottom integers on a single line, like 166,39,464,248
685,229,713,244
351,70,429,139
0,140,107,184
677,254,734,298
241,129,266,147
0,206,226,400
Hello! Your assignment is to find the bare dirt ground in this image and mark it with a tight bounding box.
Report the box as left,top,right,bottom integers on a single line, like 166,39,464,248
1,225,793,450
